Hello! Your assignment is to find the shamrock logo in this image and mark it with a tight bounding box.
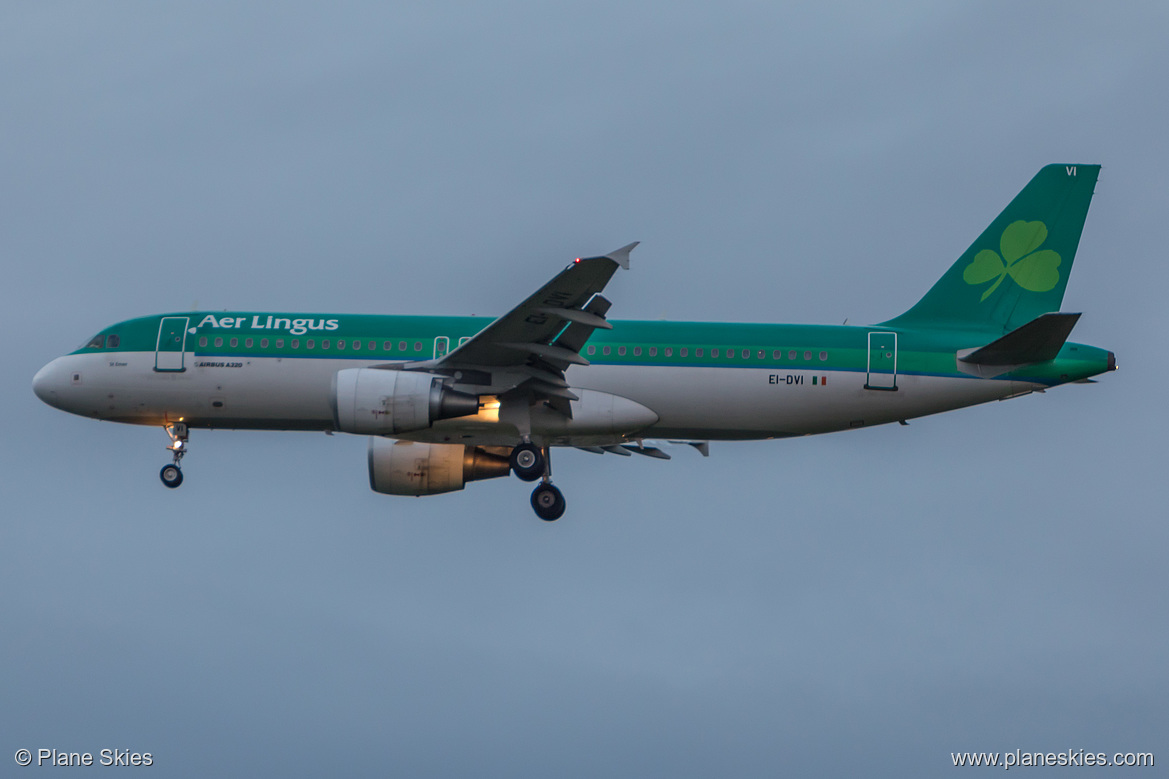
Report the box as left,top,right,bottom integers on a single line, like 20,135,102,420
962,220,1061,301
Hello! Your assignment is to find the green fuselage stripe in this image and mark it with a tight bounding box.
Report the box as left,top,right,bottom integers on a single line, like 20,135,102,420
73,312,1113,386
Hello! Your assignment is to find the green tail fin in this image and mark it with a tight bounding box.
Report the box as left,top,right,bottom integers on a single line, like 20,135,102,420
884,164,1099,333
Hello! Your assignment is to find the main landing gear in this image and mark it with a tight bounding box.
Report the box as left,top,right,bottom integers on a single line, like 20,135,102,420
511,441,565,521
530,482,566,521
160,422,188,489
509,442,544,481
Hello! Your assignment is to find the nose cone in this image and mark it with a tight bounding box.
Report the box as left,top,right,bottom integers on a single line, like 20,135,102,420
32,358,67,409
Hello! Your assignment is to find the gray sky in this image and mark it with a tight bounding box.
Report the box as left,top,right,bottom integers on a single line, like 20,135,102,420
2,1,1165,775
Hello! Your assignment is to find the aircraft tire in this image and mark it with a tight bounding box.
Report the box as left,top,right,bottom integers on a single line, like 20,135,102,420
510,443,544,482
531,483,566,521
160,464,183,489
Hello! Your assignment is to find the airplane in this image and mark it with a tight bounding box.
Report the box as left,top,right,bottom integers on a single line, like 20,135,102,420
32,164,1116,520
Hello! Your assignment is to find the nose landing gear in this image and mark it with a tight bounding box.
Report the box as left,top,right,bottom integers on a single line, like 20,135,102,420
160,422,188,489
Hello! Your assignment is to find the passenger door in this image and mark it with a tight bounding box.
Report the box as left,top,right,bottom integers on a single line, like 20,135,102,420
865,331,898,390
155,317,189,372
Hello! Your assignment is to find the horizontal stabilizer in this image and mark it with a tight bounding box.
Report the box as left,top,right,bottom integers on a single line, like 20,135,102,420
959,312,1081,366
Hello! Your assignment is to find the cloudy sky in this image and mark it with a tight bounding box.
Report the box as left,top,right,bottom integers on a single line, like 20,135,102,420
2,1,1165,775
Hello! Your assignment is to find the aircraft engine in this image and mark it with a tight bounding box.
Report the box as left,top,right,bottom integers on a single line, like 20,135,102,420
331,368,480,435
368,439,511,496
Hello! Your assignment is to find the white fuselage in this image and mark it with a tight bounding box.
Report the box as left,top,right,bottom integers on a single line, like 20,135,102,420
33,350,1033,446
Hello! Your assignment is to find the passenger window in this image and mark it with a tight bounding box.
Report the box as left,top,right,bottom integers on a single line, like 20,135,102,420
819,351,828,361
292,339,300,349
788,350,797,360
414,341,422,351
665,347,673,357
106,335,120,348
199,337,208,347
369,341,376,351
772,350,781,359
321,340,329,349
618,346,627,356
680,348,688,357
649,347,657,357
276,339,284,348
696,348,704,357
383,341,391,351
587,345,596,355
633,346,641,356
214,337,223,347
261,339,269,348
711,348,719,357
399,341,407,351
803,351,811,360
603,346,611,355
86,335,104,348
337,340,346,350
246,338,254,348
745,349,752,359
230,337,238,348
306,339,315,350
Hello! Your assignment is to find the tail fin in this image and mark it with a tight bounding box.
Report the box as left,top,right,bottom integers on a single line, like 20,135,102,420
884,164,1099,333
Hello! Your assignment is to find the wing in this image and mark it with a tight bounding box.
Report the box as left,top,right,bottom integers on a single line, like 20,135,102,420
404,242,637,411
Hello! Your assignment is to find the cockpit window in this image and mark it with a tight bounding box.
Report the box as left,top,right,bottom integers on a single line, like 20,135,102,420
86,335,105,349
106,335,120,348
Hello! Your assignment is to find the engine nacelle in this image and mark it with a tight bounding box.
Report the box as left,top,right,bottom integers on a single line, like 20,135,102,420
368,439,511,496
331,368,480,435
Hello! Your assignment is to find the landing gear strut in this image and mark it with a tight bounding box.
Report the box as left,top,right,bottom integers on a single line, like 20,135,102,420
161,422,188,489
515,443,565,521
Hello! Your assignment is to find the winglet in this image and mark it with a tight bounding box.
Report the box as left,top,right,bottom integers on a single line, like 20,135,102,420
604,241,639,270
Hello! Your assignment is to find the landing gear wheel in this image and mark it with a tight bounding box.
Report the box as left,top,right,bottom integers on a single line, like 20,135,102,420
510,443,545,482
530,483,566,521
160,464,184,489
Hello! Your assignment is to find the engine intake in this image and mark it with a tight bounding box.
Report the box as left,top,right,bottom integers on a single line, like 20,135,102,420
368,439,511,496
331,368,479,435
